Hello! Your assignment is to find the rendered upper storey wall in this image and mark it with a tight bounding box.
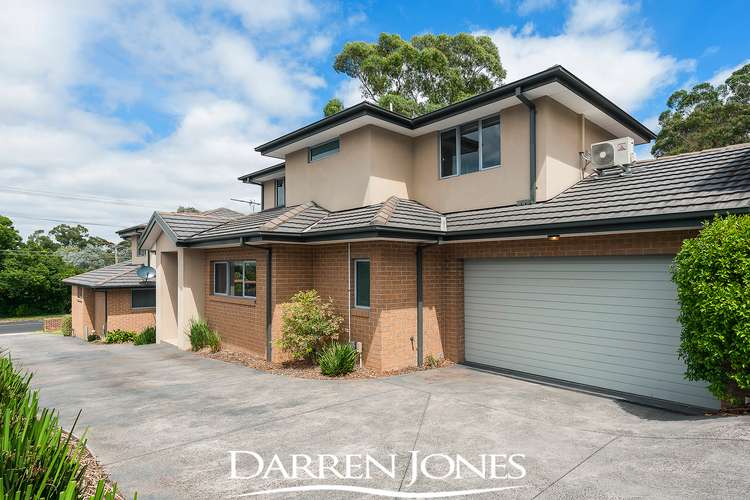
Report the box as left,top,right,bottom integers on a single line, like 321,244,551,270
284,125,412,211
267,96,616,213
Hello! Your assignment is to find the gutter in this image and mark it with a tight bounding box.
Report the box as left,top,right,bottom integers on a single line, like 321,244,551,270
515,87,537,204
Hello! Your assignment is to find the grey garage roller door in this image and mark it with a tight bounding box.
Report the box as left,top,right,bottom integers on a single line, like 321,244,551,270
464,256,718,409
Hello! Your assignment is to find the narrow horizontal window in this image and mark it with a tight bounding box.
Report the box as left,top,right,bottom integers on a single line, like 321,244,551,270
131,288,156,308
354,259,370,309
309,138,340,162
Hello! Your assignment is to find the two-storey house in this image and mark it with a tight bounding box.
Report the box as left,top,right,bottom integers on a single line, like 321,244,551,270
137,66,750,409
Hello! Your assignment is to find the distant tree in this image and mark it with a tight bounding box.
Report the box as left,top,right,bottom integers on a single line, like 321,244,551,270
653,63,750,157
0,217,77,316
26,229,59,251
0,247,77,316
325,33,506,117
56,245,115,272
0,216,22,265
324,98,344,116
177,206,200,213
116,240,131,261
49,224,90,249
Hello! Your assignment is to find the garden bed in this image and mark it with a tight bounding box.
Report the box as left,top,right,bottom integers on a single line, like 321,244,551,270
64,431,125,500
197,348,453,380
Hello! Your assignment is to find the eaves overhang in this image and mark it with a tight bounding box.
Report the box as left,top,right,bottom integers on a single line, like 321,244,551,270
254,65,656,158
138,212,178,251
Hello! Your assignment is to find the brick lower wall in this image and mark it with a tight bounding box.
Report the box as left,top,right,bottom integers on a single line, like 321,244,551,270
106,288,155,333
71,286,94,338
191,230,696,372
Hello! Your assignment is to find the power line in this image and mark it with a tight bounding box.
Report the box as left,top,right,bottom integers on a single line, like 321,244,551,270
2,212,130,228
0,186,168,209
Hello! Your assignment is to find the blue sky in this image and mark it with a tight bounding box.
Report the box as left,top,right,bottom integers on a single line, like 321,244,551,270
1,0,749,240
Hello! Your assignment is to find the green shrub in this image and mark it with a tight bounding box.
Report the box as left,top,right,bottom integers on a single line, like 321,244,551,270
425,353,441,368
672,214,750,403
318,342,358,376
87,334,100,342
0,356,126,499
61,315,72,336
188,319,221,352
104,329,137,344
277,290,343,361
134,326,156,346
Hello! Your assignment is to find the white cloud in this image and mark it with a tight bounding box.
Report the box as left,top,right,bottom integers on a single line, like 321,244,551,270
481,0,694,111
0,1,327,240
308,34,334,57
708,59,750,86
336,78,365,107
517,0,558,16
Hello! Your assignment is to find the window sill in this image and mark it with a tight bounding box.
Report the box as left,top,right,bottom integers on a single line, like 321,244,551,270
351,308,370,318
209,295,256,306
131,307,155,311
439,164,501,180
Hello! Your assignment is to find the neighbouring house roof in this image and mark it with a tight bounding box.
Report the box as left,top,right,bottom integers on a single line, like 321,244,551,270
63,261,155,289
116,223,147,238
140,144,750,247
254,66,657,158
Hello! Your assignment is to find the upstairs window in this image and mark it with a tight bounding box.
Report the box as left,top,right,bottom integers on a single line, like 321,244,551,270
275,178,285,208
440,115,501,177
309,138,340,162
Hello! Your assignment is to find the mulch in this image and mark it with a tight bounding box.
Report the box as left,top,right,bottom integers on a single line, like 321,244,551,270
64,431,125,500
197,349,453,380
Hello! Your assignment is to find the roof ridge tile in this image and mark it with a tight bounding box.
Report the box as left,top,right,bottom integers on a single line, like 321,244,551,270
260,202,316,231
370,196,399,226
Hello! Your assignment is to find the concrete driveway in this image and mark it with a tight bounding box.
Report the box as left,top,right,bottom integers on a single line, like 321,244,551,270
0,320,43,334
2,334,748,499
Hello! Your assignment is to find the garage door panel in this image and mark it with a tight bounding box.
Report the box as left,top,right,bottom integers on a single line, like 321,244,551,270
466,334,688,380
466,300,681,329
465,323,682,357
466,351,711,406
464,256,718,408
466,289,678,310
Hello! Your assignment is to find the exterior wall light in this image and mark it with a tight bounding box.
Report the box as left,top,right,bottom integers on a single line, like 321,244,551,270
547,234,561,241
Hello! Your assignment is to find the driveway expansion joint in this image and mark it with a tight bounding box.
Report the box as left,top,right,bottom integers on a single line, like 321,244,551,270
398,393,431,492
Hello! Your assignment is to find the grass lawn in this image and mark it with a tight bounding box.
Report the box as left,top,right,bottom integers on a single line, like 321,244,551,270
0,313,67,324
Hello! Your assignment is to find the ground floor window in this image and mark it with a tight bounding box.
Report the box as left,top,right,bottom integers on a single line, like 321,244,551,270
213,260,256,298
131,288,156,308
354,259,370,308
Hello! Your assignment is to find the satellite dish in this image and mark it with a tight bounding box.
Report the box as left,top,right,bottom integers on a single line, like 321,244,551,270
137,265,156,281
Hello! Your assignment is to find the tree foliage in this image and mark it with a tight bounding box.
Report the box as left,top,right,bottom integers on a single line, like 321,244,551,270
0,216,125,317
278,290,343,361
177,206,200,213
323,98,344,117
325,33,506,117
671,215,750,403
653,63,750,157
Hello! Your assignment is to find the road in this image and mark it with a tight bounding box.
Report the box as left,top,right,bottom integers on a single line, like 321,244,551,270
0,320,43,334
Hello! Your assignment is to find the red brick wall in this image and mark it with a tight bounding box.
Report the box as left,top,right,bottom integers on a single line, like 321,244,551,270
203,247,268,357
193,230,695,372
106,288,155,333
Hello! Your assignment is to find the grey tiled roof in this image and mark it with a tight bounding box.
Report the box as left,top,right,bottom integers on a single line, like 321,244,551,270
63,262,155,289
201,207,244,219
446,143,750,234
149,144,750,244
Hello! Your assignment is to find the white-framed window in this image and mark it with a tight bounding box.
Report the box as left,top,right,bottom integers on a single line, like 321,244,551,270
309,138,340,162
275,178,285,208
131,288,156,309
354,259,370,309
439,115,501,178
213,260,256,298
